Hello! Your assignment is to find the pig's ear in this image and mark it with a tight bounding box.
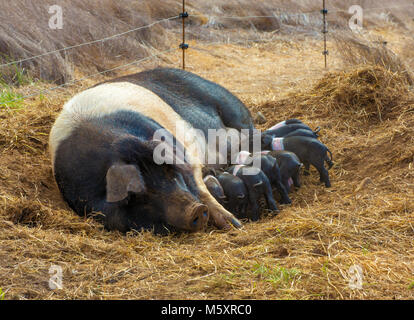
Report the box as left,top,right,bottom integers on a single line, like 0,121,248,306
106,164,146,203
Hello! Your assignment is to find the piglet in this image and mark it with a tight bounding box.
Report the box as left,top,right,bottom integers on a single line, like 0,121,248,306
216,172,249,219
263,136,333,188
268,150,302,192
226,165,278,221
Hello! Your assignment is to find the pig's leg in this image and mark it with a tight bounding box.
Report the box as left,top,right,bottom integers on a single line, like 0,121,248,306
263,178,279,212
281,174,291,192
247,191,261,221
303,162,310,176
312,159,331,188
292,171,301,188
275,180,291,204
239,202,248,219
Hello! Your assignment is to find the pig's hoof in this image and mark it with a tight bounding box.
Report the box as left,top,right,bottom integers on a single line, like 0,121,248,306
210,211,242,230
282,198,292,205
230,217,243,229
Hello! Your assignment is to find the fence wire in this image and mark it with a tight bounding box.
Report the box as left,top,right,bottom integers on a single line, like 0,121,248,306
0,15,179,69
1,48,177,107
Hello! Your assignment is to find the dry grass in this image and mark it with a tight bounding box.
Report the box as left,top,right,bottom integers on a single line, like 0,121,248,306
1,1,414,301
284,65,414,122
333,31,413,85
1,0,414,84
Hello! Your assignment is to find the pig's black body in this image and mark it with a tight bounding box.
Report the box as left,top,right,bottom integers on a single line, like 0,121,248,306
226,165,278,221
265,123,316,138
283,128,319,139
284,119,304,125
105,68,255,138
269,150,302,191
277,137,333,188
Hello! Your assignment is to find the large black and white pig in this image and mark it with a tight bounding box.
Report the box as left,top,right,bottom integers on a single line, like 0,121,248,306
49,68,254,234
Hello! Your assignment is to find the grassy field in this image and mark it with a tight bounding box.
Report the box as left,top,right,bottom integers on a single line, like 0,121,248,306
0,1,414,300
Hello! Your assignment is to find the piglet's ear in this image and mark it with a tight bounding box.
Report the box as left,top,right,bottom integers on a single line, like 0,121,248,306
106,164,146,203
261,133,273,149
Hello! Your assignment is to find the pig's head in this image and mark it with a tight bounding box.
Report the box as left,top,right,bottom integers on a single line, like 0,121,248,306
106,136,209,232
261,132,274,150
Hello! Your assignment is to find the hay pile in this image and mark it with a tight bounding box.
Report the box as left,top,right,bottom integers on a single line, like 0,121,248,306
259,65,414,123
312,66,413,121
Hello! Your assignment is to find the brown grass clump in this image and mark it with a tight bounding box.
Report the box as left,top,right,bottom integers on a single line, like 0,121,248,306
333,32,413,85
265,65,414,123
313,65,413,121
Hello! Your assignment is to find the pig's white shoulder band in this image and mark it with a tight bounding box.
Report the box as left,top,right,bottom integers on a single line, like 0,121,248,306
269,120,286,131
271,138,284,151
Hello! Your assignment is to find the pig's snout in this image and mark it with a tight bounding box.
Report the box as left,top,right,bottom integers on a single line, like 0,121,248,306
187,203,209,231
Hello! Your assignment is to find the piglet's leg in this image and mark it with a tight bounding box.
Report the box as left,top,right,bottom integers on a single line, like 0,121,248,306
248,192,260,222
303,162,310,176
312,160,331,188
292,172,301,188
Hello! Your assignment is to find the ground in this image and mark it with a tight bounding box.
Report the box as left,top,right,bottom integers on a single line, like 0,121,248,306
0,25,413,299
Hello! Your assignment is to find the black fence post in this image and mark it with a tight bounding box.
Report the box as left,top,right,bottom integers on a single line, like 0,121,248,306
322,0,328,68
180,0,189,69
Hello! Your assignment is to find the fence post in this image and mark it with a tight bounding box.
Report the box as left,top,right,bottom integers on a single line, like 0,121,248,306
180,0,189,69
322,0,328,68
